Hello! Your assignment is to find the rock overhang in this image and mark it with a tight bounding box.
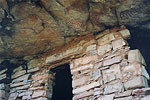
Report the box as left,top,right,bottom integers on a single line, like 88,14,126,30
0,0,150,62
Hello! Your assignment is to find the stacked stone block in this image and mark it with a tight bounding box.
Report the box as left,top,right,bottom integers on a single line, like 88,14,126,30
0,83,9,100
9,65,32,100
8,64,54,100
71,29,150,100
30,69,54,100
0,68,7,81
0,67,11,84
0,67,10,100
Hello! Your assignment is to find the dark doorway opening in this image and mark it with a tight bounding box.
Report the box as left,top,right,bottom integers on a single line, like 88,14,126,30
127,26,150,85
50,64,73,100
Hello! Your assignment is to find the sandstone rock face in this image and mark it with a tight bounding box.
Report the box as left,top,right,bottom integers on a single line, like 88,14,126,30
0,0,149,60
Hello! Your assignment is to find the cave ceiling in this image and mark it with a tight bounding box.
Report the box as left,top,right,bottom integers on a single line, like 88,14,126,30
0,0,150,62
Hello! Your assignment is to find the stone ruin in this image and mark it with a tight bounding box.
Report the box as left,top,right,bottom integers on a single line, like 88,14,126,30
0,0,150,100
0,27,150,100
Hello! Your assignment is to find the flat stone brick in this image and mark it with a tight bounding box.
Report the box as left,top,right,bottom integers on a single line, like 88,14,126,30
73,90,94,100
97,33,115,46
128,49,146,66
115,90,132,98
98,94,115,100
29,86,44,91
141,66,150,80
104,80,124,94
10,81,25,88
122,62,149,82
27,67,39,73
11,70,26,79
0,90,8,99
0,84,5,90
72,76,90,88
103,56,122,66
112,39,126,50
22,95,31,100
32,90,46,98
73,68,91,79
120,60,128,66
91,69,102,81
73,81,101,94
31,80,47,87
0,74,6,80
13,66,24,73
73,55,98,67
83,39,96,47
32,73,49,81
0,84,9,91
12,74,30,83
94,91,103,96
88,49,98,55
124,76,149,90
94,88,103,96
45,91,52,99
33,97,48,100
18,91,33,97
103,64,122,83
119,29,130,39
70,63,74,69
15,84,30,90
86,44,96,52
94,61,103,69
97,44,112,55
114,96,133,100
100,66,110,71
8,93,18,100
113,32,124,40
140,95,150,100
0,69,7,75
71,64,93,74
132,88,150,96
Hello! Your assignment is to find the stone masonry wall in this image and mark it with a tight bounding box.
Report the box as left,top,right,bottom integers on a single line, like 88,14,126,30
0,65,11,100
0,83,9,100
0,27,150,100
70,29,150,100
8,65,54,100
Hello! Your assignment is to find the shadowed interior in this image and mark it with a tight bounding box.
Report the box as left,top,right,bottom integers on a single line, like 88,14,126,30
127,27,150,84
50,64,73,100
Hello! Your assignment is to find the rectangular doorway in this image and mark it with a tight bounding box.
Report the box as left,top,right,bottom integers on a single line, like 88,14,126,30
50,64,73,100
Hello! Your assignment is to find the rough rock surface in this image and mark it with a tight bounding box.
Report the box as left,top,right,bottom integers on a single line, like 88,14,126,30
0,0,150,61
